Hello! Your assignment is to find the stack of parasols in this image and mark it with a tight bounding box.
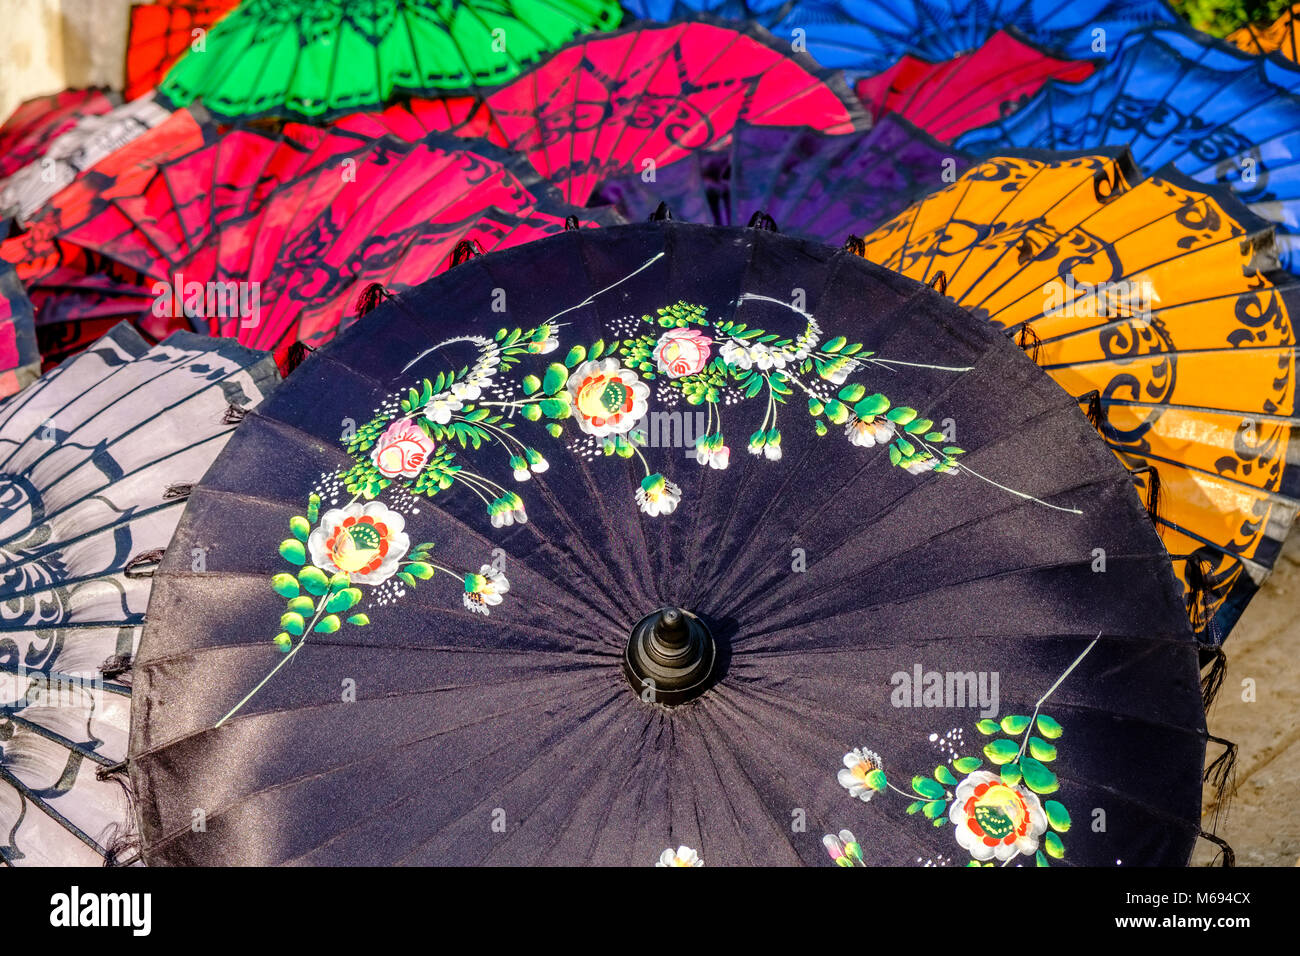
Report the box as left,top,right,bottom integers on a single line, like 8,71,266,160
1,0,1296,868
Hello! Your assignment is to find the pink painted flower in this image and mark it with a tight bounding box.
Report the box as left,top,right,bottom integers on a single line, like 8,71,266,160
653,328,713,379
371,419,435,479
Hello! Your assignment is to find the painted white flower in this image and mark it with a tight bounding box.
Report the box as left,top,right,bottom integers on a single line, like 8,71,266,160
845,416,893,447
307,502,409,586
720,338,789,372
695,442,730,469
636,473,682,516
950,771,1048,863
489,492,527,528
655,846,703,867
463,565,509,615
450,379,482,402
838,747,885,803
566,358,650,437
424,393,464,424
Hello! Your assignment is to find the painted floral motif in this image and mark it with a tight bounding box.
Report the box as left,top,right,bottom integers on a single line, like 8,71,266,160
328,275,1078,536
307,503,410,584
838,747,886,802
950,771,1048,863
656,846,704,867
224,272,1070,726
824,642,1092,867
653,327,712,378
567,358,651,437
463,565,510,615
371,420,436,479
636,473,682,516
823,830,866,867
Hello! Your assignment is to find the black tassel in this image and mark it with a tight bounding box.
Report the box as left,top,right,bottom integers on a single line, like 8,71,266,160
124,549,165,579
95,762,141,867
99,653,133,682
843,235,865,257
1200,647,1228,711
282,341,315,376
649,201,672,221
1014,321,1042,363
355,282,392,317
163,482,193,500
1076,389,1103,429
1129,465,1162,529
221,402,248,425
451,239,484,266
747,210,779,232
1197,830,1236,868
927,271,947,295
1184,555,1215,636
564,215,580,231
1203,734,1238,829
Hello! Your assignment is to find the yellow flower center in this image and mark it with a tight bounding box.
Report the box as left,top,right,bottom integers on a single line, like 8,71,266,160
577,377,627,418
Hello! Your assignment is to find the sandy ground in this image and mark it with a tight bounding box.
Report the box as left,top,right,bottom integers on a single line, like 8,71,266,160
1192,531,1300,866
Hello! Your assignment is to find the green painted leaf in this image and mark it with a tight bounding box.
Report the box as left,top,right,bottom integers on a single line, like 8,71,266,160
1044,800,1071,833
807,397,824,416
521,374,541,395
298,566,329,596
347,614,370,627
823,399,849,424
976,719,1000,735
279,539,306,565
837,383,865,403
328,571,350,592
521,403,542,421
325,588,362,613
289,516,311,542
564,345,586,369
866,769,887,792
922,800,946,820
546,423,563,438
906,800,924,815
904,418,934,435
1000,762,1022,787
313,614,340,634
1044,831,1065,859
280,612,305,636
1036,850,1049,867
397,571,416,586
307,493,320,523
539,398,570,419
886,406,917,425
1020,756,1059,794
934,765,957,786
286,596,314,615
542,363,568,395
1036,714,1063,739
854,393,890,417
911,775,944,799
953,756,982,774
1000,714,1031,734
406,562,434,580
1028,736,1057,762
823,335,846,353
983,738,1020,765
271,573,300,598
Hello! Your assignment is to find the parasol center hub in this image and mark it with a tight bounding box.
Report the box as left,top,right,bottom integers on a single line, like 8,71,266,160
624,606,716,706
